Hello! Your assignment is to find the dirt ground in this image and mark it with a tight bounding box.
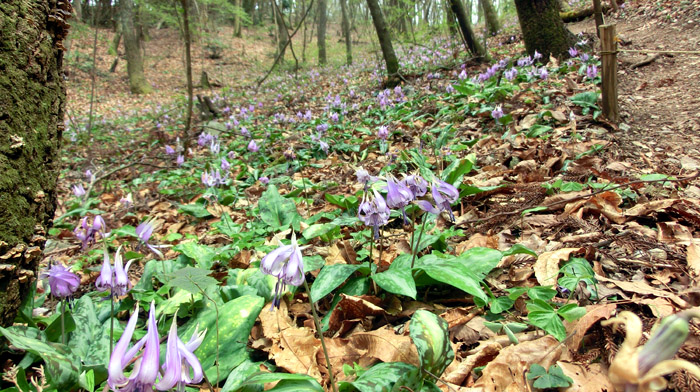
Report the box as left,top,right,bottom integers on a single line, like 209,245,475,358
571,0,700,178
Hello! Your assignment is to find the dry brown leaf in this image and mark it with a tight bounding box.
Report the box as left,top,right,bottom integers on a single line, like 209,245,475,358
349,326,420,366
328,294,385,335
325,243,347,265
534,248,582,287
687,242,700,277
558,362,615,391
455,233,499,255
564,303,616,351
596,275,688,307
444,342,501,386
638,298,676,318
473,335,564,391
563,191,625,224
544,191,591,211
657,222,694,244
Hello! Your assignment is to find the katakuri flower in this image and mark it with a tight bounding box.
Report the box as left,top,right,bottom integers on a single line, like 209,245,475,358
74,215,109,249
416,180,460,222
377,125,389,140
136,218,164,259
602,310,700,392
358,188,390,238
504,67,517,81
385,175,414,223
41,263,80,299
165,145,175,155
402,174,428,198
72,184,86,197
491,105,504,120
568,47,578,58
95,246,134,297
586,64,598,80
155,317,206,391
247,139,259,153
260,232,306,309
108,302,160,392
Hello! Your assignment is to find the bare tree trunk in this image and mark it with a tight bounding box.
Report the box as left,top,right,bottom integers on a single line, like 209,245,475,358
317,0,327,65
0,0,64,326
275,1,288,60
234,0,243,37
181,0,194,147
449,0,488,58
366,0,400,85
514,0,576,58
120,0,151,93
72,0,82,21
480,0,500,35
340,0,352,64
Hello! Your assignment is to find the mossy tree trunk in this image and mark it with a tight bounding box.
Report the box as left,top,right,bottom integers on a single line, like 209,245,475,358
317,0,327,65
275,2,287,60
0,0,65,326
366,0,400,86
233,0,243,37
514,0,576,58
480,0,500,35
119,0,151,94
340,0,352,65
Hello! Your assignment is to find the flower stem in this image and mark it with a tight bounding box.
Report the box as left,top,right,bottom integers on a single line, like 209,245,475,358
410,214,428,269
303,280,338,392
110,291,115,355
60,300,66,345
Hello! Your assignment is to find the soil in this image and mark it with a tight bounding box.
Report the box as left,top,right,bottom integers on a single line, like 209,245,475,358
570,0,700,177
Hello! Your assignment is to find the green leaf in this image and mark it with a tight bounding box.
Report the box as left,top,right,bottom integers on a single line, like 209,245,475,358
525,124,553,138
410,310,454,378
179,295,264,383
178,202,214,218
416,247,503,303
527,364,573,389
502,244,537,258
168,266,219,294
526,299,566,341
69,296,111,369
521,206,548,215
220,359,260,392
527,286,557,301
174,241,218,269
489,296,515,314
338,362,422,392
0,326,81,390
372,267,416,299
258,185,301,229
303,223,340,240
557,303,586,322
442,154,475,185
243,372,323,391
310,264,364,303
79,369,95,392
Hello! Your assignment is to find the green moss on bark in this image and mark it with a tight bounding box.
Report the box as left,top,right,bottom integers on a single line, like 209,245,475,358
514,0,577,59
0,0,64,326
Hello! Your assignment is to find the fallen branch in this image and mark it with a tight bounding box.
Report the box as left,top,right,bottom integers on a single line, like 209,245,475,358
561,4,611,23
630,53,662,69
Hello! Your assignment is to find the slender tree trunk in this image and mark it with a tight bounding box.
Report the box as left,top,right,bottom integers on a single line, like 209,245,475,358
317,0,327,65
275,2,288,60
120,0,151,93
340,0,352,64
0,0,64,326
181,0,194,146
234,0,243,37
72,0,82,21
366,0,400,85
514,0,576,58
444,0,457,35
480,0,500,35
449,0,488,58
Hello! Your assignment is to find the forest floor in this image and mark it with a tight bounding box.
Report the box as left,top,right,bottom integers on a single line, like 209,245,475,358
18,0,700,391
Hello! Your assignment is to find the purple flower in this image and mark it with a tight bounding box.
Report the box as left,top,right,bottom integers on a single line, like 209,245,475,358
377,126,389,140
580,53,590,62
41,263,80,299
402,174,427,198
108,302,160,392
533,50,542,61
538,67,549,80
568,47,578,58
176,155,185,166
284,148,296,160
491,105,504,120
316,123,329,135
259,176,269,184
458,69,468,80
319,140,329,155
260,233,305,309
586,64,598,80
72,184,86,197
418,180,460,222
504,67,517,81
517,56,533,67
240,126,250,137
136,218,164,259
85,169,94,181
155,317,206,391
358,188,390,238
221,157,231,171
248,139,259,153
96,246,133,297
385,176,414,223
227,151,236,160
74,215,108,249
329,112,339,123
445,84,455,94
201,171,216,187
165,145,175,155
356,168,377,186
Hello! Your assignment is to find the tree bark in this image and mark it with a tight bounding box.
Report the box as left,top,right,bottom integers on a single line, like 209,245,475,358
234,0,243,37
0,0,65,326
514,0,576,59
72,0,82,21
317,0,327,65
340,0,352,65
180,0,193,146
480,0,500,35
449,0,488,58
275,2,288,60
119,0,151,93
366,0,400,85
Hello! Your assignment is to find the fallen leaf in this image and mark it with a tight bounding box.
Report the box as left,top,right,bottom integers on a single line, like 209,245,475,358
558,361,615,391
534,248,582,287
596,275,688,307
564,303,616,351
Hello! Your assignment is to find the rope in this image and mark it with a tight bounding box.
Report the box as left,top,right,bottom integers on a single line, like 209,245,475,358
599,49,700,55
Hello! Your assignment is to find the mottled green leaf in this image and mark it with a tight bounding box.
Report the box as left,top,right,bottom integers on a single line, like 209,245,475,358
168,265,219,294
0,326,80,390
338,362,422,392
174,241,218,269
410,310,454,378
258,185,300,228
70,296,110,369
310,264,364,303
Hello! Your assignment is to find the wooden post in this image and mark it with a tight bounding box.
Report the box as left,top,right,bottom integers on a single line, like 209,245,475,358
600,24,620,124
593,0,604,37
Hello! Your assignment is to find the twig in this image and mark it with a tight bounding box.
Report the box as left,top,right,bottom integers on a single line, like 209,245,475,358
455,172,700,228
255,0,316,90
630,53,661,69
